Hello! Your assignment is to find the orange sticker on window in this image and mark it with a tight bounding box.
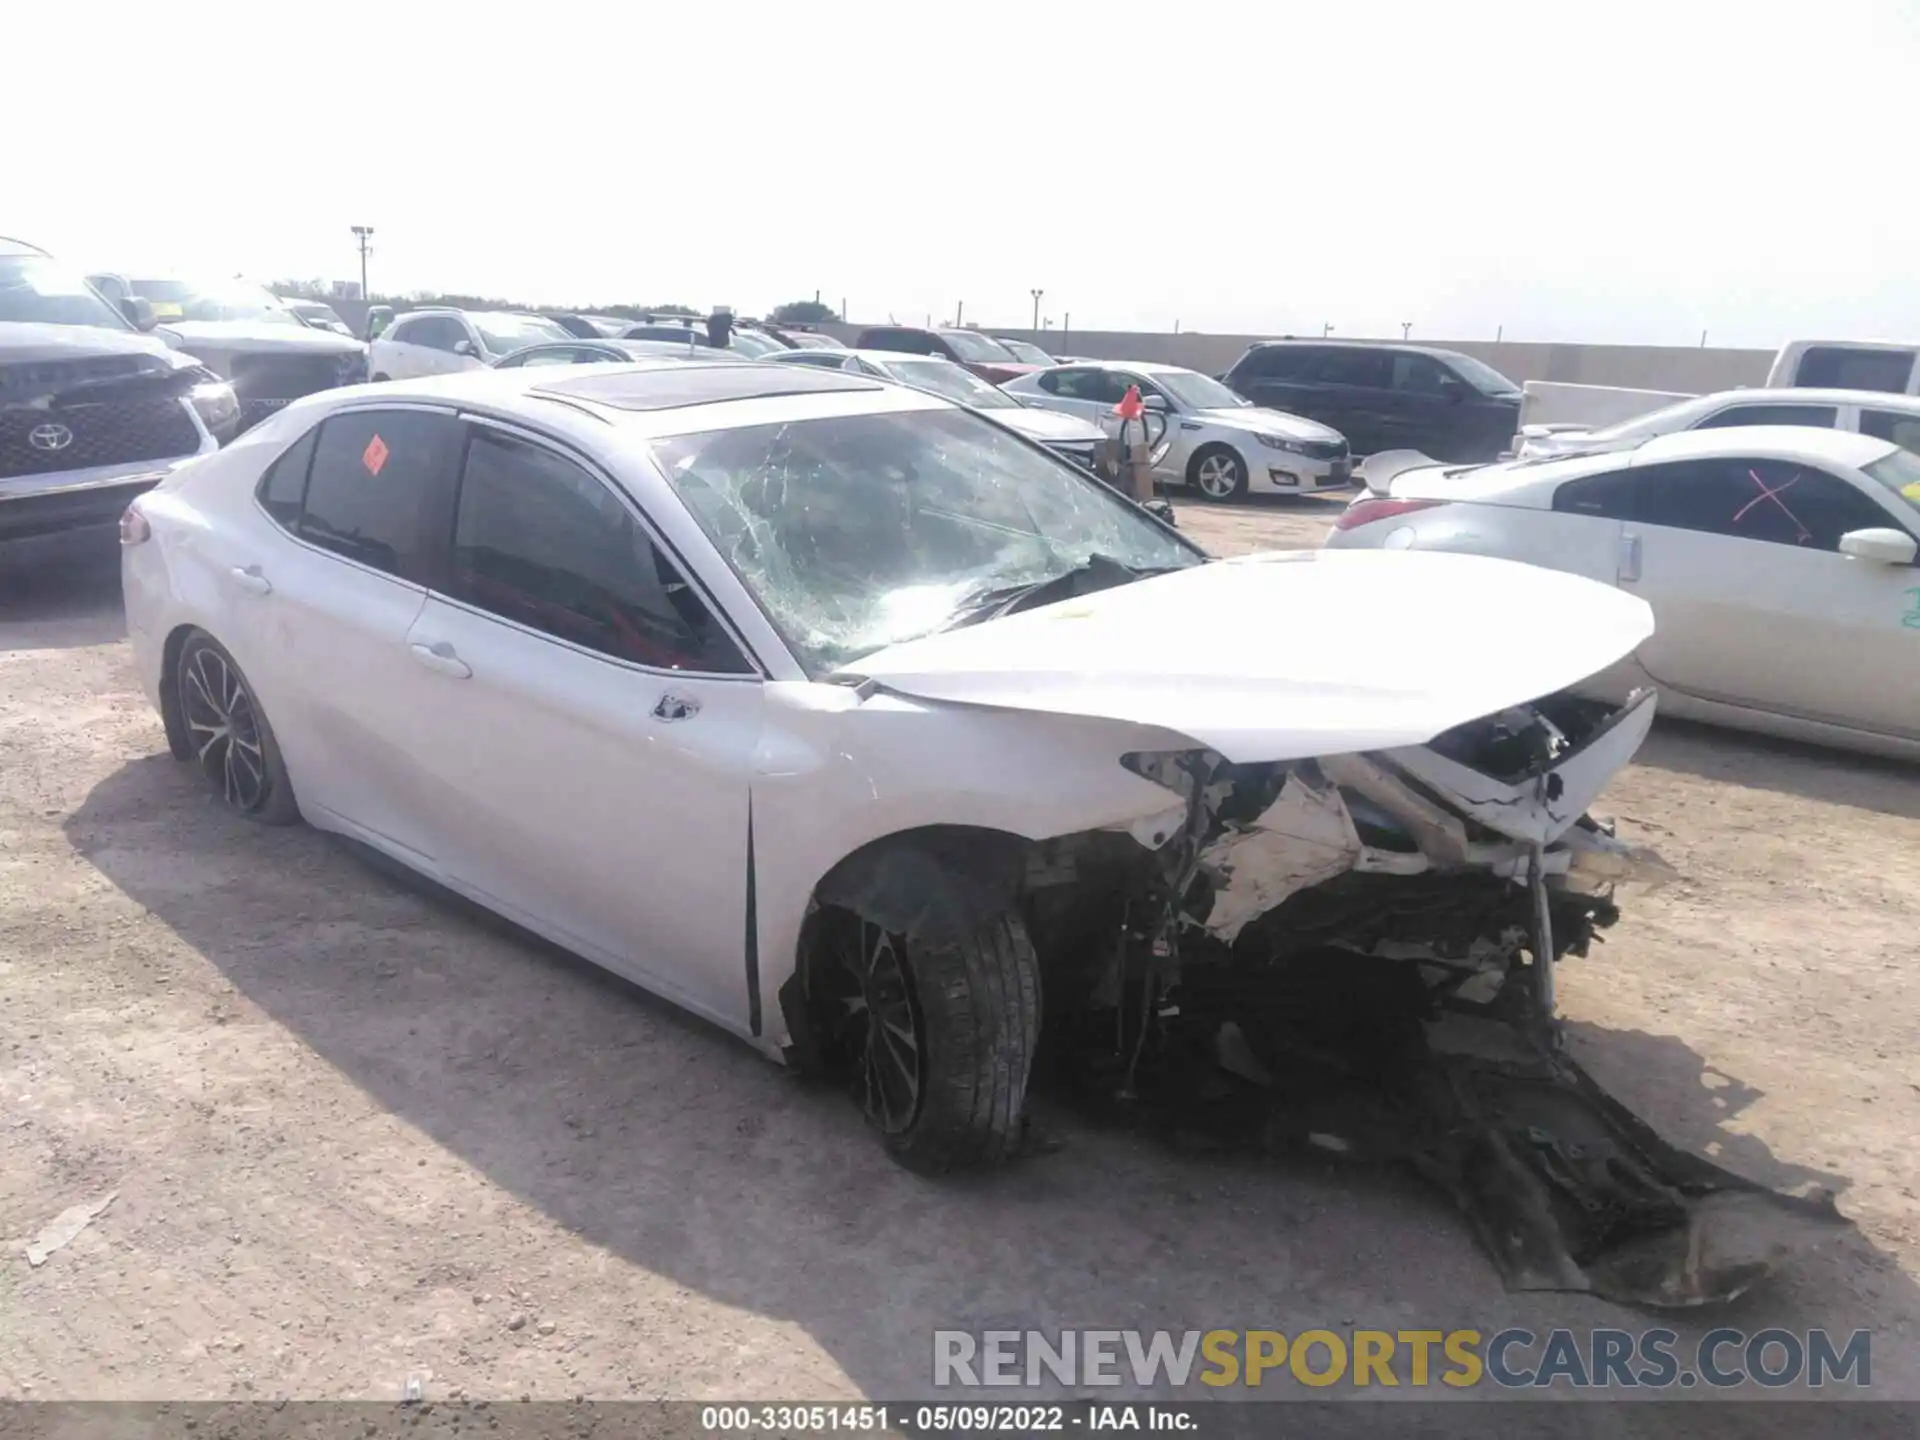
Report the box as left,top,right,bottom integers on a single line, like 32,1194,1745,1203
363,434,389,475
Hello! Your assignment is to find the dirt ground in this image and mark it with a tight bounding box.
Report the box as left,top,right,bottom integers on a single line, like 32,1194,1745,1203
3,494,1918,1404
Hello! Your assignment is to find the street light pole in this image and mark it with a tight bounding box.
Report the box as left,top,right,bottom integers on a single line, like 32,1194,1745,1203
1030,288,1044,332
350,225,375,300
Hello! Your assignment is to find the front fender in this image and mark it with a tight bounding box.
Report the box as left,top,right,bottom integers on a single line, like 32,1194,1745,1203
747,681,1193,1057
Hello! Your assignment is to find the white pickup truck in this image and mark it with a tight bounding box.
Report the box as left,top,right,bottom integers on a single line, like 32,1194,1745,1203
1507,338,1920,458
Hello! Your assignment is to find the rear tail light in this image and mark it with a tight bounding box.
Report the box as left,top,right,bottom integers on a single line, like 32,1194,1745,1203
119,504,152,546
1333,496,1447,531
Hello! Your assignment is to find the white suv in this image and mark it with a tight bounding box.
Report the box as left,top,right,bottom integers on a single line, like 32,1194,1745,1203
369,309,572,380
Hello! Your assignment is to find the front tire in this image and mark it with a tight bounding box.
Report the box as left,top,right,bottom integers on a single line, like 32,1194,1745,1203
175,631,300,824
809,908,1041,1174
1188,444,1248,501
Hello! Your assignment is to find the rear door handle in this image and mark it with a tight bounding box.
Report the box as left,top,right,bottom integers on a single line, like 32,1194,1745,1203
1618,531,1643,583
409,640,472,679
230,565,272,595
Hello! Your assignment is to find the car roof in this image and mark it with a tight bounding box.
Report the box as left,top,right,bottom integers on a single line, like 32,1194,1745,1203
1401,424,1904,506
1665,386,1920,412
1246,338,1476,364
539,361,883,412
1628,424,1900,468
341,358,943,439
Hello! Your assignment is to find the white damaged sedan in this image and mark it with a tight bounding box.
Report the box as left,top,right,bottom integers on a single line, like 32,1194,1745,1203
120,359,1842,1302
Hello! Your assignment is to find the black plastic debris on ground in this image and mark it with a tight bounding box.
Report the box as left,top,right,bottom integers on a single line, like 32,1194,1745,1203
1050,949,1851,1309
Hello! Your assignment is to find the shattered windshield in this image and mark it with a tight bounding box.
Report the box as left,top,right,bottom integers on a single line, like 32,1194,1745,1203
1155,370,1250,411
880,359,1020,409
941,331,1019,364
652,407,1202,672
997,338,1056,366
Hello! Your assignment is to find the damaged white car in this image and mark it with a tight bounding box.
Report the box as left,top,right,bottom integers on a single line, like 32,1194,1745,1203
121,360,1845,1306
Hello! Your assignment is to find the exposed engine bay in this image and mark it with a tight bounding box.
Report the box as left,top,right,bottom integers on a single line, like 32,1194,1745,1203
801,686,1850,1306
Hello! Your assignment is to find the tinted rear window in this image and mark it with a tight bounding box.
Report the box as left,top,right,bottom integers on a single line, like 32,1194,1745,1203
297,410,464,581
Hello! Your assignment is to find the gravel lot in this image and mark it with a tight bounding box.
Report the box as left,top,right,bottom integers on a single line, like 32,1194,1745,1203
4,493,1918,1403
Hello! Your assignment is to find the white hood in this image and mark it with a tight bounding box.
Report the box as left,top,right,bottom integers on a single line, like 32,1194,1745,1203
158,320,366,357
840,549,1654,763
1200,406,1344,444
0,322,188,368
995,406,1106,444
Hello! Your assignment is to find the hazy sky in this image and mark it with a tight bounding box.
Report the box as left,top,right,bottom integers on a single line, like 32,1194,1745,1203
10,1,1915,346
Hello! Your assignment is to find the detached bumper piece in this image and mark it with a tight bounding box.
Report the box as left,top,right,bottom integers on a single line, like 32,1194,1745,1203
1076,952,1849,1309
1417,1016,1849,1307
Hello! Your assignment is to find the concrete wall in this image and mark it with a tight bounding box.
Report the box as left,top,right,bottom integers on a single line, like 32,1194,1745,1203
880,326,1776,395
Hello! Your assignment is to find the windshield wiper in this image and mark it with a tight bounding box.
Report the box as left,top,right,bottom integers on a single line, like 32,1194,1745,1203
943,553,1187,631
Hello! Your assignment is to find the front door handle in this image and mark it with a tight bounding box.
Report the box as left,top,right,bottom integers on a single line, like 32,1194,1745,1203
1618,531,1643,584
409,640,472,679
230,565,272,596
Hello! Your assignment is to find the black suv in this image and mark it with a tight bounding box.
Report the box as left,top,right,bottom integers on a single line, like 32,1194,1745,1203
1221,341,1522,462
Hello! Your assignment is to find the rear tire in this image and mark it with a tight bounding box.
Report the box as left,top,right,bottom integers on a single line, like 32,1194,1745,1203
371,372,391,383
809,908,1041,1174
174,631,300,825
1188,444,1248,501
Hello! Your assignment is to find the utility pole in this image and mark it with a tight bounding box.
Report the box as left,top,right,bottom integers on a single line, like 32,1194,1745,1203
1064,312,1071,337
840,296,846,320
1030,288,1044,332
1401,321,1412,340
1496,324,1504,342
1322,322,1334,338
956,300,964,326
1700,329,1708,348
350,225,375,299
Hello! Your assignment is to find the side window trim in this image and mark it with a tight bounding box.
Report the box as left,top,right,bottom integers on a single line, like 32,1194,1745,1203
439,414,768,680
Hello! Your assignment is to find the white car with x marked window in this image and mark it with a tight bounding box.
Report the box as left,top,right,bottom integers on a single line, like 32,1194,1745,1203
1325,425,1920,759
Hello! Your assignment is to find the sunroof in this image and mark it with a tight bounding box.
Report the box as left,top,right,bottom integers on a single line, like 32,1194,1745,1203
535,362,884,413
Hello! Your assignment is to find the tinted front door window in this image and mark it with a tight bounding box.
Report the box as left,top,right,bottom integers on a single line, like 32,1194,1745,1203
1606,458,1892,550
296,410,461,580
449,428,752,673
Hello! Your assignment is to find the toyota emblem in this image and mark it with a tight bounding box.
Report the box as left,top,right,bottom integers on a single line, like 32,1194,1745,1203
28,423,74,452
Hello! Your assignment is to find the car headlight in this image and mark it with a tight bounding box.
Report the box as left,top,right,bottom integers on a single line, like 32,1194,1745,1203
188,377,241,435
1256,433,1310,454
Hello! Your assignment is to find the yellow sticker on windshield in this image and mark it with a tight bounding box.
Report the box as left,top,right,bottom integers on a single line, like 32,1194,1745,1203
150,302,184,318
1903,482,1920,502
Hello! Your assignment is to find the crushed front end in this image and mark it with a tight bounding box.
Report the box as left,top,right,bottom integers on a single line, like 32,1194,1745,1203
1027,687,1849,1307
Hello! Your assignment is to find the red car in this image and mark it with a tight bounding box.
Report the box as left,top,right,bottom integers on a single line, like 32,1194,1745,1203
851,325,1040,385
